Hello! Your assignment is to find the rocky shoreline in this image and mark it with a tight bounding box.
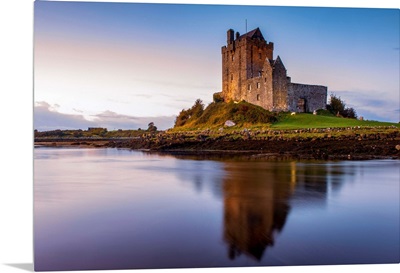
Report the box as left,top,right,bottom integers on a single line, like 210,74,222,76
35,127,400,160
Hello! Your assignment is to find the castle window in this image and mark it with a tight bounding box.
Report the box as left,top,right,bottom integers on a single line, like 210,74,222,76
257,94,260,101
264,78,267,82
258,71,262,77
247,84,251,91
231,74,233,81
257,82,261,89
232,55,234,61
259,53,262,60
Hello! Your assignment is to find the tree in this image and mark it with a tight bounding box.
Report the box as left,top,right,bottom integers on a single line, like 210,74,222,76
174,99,205,128
190,99,205,118
328,94,345,115
327,93,357,119
175,109,190,127
147,122,157,132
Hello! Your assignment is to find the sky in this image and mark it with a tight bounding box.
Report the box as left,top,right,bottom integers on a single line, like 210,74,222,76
33,0,399,130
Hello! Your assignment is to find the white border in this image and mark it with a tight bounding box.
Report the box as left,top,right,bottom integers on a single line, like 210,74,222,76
0,1,398,273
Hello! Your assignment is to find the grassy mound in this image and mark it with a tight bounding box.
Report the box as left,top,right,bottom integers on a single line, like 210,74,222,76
173,101,278,130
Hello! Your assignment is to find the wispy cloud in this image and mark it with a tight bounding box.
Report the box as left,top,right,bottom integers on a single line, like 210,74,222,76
131,94,153,99
91,110,175,130
34,101,94,131
34,102,175,131
330,90,399,122
73,108,84,113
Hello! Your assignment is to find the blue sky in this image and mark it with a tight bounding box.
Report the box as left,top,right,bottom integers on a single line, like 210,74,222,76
33,0,399,130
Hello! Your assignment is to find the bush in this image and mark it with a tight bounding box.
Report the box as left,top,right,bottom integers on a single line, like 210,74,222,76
327,94,357,119
174,99,204,127
191,99,205,118
316,109,335,116
213,92,224,103
341,107,357,119
147,122,157,132
175,109,190,127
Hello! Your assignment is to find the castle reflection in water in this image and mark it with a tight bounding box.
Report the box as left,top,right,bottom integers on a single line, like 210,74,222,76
156,152,346,262
221,161,344,261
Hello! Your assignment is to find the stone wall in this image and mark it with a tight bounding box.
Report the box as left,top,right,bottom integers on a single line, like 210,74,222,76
245,40,273,80
288,83,327,112
222,41,241,101
272,57,289,111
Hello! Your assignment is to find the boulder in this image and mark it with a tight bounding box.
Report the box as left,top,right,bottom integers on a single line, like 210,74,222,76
224,120,236,127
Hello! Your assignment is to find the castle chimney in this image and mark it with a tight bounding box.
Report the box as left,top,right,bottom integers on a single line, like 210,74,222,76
236,32,240,39
227,29,234,44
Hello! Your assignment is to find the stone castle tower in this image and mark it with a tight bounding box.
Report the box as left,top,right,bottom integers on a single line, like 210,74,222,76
218,27,327,113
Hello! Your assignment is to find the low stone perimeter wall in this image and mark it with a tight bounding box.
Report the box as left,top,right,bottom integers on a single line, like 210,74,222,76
288,83,327,112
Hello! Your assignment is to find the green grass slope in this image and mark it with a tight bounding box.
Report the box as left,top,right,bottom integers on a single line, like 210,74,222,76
173,100,399,131
173,101,278,130
272,113,400,129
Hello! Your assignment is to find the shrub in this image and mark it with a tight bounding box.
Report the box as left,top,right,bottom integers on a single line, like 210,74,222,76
175,109,190,127
327,94,357,119
191,99,205,118
341,107,357,119
174,99,204,127
213,92,224,103
147,122,157,132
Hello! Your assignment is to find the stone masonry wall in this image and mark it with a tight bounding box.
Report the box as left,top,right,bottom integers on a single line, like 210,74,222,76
288,83,327,112
272,58,289,111
222,29,273,104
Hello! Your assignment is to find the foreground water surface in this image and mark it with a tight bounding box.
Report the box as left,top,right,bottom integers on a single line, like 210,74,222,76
34,148,399,271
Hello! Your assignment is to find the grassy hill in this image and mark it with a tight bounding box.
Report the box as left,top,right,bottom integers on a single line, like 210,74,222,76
273,112,400,129
173,101,278,130
173,100,399,131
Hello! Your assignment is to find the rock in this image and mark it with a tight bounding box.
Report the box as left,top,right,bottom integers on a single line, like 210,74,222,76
224,120,236,127
395,145,400,151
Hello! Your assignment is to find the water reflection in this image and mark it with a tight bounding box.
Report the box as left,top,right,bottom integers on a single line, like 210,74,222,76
155,152,350,262
34,149,398,270
220,161,346,261
221,162,292,260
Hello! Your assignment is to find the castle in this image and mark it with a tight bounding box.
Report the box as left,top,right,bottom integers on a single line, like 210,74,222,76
216,27,327,113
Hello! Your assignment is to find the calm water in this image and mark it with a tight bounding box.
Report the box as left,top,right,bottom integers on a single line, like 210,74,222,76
34,148,400,271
